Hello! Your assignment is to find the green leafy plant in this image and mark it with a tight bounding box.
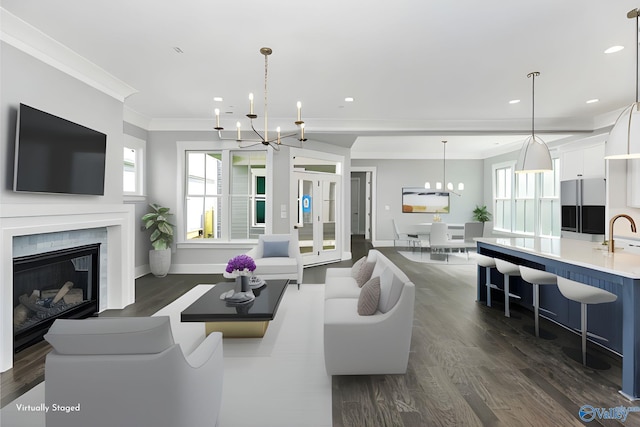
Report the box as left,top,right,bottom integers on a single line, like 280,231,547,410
472,205,492,223
142,204,174,250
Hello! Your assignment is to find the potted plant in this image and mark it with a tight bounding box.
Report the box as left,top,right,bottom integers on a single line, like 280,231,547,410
472,205,492,223
142,203,174,277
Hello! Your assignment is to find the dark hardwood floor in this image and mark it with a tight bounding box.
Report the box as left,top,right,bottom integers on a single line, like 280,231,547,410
2,235,638,426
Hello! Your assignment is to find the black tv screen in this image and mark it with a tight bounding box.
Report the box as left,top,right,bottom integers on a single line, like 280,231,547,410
13,104,107,195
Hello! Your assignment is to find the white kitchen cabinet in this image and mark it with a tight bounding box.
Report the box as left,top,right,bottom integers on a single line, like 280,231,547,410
560,143,605,181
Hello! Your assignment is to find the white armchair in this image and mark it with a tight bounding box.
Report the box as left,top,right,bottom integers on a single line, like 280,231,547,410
244,232,303,289
44,316,223,427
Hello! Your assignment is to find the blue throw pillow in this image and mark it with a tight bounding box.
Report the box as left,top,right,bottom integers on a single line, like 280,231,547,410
262,240,290,258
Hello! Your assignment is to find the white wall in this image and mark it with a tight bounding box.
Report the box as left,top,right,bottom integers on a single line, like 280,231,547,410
607,159,640,240
481,131,640,240
1,42,124,205
145,131,352,272
351,158,484,244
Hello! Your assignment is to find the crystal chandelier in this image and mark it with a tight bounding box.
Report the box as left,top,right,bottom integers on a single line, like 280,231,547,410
424,141,464,196
214,47,307,151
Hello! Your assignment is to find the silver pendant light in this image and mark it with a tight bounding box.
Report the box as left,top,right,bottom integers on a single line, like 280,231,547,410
515,72,553,173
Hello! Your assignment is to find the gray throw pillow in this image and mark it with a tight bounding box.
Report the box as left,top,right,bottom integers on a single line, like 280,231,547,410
350,256,367,278
358,276,381,316
356,259,376,287
262,240,290,258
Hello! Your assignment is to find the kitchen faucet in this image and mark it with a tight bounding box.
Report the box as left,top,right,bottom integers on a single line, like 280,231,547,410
608,214,637,252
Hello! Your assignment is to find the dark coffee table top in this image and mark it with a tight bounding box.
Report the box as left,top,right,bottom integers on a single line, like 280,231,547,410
180,279,288,322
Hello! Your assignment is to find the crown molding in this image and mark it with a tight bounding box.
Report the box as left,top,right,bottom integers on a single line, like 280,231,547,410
0,7,137,102
123,106,151,130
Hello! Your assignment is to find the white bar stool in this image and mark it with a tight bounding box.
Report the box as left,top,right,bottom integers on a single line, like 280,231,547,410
476,254,496,306
556,276,617,369
519,266,558,340
494,259,522,318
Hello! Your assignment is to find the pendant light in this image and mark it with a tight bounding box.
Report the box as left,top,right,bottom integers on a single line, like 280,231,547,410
604,9,640,159
424,141,464,195
515,72,553,173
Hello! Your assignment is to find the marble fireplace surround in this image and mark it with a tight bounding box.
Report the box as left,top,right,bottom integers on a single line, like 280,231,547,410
0,204,136,372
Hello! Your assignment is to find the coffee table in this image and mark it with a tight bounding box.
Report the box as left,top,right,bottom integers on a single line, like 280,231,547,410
180,279,288,338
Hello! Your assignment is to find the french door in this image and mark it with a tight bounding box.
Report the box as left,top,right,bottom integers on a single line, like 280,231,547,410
294,172,341,265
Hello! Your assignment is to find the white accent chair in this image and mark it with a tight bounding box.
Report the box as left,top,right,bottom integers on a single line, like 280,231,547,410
44,316,223,427
245,232,303,289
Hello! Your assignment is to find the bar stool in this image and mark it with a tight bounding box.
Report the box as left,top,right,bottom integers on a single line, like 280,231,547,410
494,259,522,318
519,266,557,340
557,276,617,369
476,254,496,306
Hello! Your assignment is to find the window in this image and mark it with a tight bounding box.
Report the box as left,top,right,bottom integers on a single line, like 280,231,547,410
539,158,561,236
494,165,512,231
123,135,145,196
492,158,560,237
186,152,222,239
184,150,267,241
514,172,536,234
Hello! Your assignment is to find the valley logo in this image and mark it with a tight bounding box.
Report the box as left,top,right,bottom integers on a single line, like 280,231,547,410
579,404,640,422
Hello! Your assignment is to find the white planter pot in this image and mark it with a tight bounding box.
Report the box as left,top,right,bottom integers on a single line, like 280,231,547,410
149,249,171,277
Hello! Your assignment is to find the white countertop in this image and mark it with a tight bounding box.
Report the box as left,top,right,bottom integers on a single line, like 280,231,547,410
476,237,640,279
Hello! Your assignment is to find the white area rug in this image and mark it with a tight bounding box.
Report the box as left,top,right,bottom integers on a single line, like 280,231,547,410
398,250,478,265
1,283,331,427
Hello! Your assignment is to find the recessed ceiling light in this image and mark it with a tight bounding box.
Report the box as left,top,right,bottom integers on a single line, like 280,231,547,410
586,98,599,104
509,99,520,104
213,97,223,102
604,45,624,54
345,97,354,102
173,47,184,54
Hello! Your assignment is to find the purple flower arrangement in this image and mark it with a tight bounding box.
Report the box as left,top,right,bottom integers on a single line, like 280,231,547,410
226,254,256,276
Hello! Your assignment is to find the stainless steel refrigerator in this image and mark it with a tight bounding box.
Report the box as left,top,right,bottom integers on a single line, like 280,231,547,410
560,178,605,235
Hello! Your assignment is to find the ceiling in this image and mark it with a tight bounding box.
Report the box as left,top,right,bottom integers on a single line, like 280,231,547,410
1,0,638,158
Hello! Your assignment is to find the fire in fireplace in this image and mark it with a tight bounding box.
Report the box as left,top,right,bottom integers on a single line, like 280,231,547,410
13,244,100,352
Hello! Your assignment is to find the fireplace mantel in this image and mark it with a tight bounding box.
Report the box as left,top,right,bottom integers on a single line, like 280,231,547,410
0,203,136,372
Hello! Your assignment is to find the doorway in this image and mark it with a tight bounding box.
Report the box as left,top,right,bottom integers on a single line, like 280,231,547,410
294,172,341,265
350,169,374,240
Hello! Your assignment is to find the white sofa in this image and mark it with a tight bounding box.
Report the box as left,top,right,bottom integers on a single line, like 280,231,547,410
242,232,303,288
44,316,223,427
323,249,415,375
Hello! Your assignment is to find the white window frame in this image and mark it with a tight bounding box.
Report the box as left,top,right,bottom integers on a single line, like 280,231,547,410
492,161,515,233
123,135,146,198
251,169,266,228
491,157,561,237
175,141,269,247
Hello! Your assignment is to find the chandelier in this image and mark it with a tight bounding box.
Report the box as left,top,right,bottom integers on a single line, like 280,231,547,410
214,47,306,151
605,9,640,159
515,71,552,173
424,140,464,196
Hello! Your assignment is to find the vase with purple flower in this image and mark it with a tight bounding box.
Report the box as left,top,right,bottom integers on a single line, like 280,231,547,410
225,254,257,294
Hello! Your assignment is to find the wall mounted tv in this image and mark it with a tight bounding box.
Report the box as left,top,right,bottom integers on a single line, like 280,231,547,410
402,187,450,213
13,103,107,195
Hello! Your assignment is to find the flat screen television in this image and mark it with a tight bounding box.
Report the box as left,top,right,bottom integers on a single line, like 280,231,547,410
13,103,107,195
402,187,450,213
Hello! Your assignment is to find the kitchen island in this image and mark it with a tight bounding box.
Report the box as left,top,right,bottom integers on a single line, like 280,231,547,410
476,237,640,400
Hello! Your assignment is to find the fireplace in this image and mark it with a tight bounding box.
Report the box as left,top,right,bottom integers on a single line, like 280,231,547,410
13,244,100,352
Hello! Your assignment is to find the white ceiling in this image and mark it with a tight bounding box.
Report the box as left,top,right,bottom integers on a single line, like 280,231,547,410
1,0,638,158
